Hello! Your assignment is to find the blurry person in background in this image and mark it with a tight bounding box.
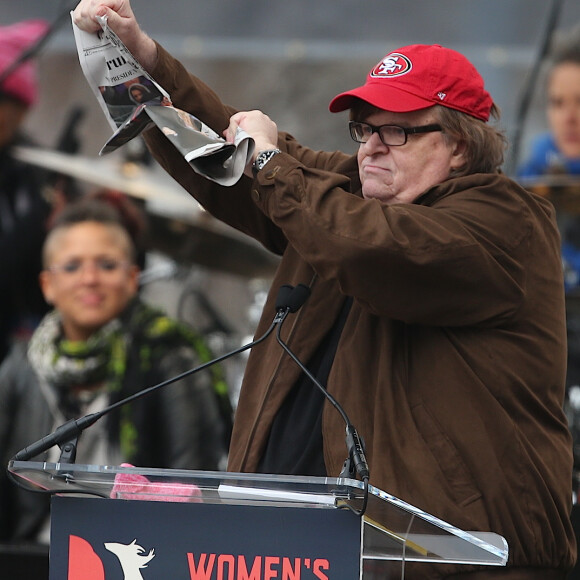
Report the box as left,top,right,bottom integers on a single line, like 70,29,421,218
518,25,580,178
0,197,231,544
516,26,580,422
516,25,580,580
0,19,54,364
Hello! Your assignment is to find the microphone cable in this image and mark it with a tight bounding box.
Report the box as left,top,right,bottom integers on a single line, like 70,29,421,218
275,284,370,516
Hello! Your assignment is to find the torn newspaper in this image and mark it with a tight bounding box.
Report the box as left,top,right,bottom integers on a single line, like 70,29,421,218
71,13,254,186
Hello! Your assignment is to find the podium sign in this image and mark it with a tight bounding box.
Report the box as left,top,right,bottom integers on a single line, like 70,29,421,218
50,496,362,579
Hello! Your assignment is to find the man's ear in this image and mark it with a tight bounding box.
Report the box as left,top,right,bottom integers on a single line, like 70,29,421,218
450,139,467,169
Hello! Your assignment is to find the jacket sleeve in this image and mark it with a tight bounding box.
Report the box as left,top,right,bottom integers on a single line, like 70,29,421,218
154,347,227,471
252,162,555,327
0,346,53,542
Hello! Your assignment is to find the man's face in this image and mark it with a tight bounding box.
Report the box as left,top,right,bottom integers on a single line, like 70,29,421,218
40,222,139,342
356,108,465,205
547,62,580,160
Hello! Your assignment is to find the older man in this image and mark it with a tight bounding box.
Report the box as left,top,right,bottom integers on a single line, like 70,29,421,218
74,2,575,577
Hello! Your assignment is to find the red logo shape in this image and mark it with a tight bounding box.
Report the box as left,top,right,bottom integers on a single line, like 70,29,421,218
370,53,412,78
68,535,105,580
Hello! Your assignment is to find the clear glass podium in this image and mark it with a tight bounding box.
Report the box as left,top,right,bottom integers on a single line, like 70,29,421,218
8,460,508,578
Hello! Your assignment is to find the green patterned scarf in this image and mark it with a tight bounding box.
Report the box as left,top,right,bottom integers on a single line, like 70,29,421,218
28,298,232,461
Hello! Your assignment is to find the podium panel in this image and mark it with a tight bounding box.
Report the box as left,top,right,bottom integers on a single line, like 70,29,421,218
50,496,362,579
8,461,508,579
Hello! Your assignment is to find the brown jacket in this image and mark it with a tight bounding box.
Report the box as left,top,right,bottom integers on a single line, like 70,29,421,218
145,44,576,576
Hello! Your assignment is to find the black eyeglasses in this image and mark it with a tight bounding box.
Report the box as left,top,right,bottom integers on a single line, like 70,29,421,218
349,121,443,147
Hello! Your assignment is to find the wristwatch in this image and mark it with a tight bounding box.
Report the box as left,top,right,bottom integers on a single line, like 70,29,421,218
252,148,282,174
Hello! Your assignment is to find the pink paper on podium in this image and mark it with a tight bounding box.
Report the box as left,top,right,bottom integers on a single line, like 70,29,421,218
110,463,202,503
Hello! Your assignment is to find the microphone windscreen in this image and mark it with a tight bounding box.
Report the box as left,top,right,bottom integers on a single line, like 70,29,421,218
287,284,311,313
275,284,295,311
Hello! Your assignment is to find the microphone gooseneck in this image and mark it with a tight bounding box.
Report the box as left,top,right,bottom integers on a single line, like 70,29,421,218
274,284,369,515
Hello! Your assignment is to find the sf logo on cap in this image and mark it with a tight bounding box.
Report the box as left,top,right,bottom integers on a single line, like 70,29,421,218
371,53,412,78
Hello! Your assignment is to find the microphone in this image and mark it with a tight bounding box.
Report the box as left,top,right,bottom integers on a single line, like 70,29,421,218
11,414,101,463
11,290,292,463
275,283,311,314
274,285,370,484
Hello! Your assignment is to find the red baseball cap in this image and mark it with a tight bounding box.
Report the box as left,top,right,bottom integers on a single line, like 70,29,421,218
329,44,493,122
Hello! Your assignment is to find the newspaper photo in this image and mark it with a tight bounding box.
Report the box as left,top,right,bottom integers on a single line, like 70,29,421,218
71,13,254,186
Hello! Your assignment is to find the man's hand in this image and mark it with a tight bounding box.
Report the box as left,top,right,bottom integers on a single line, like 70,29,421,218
225,111,279,178
72,0,158,72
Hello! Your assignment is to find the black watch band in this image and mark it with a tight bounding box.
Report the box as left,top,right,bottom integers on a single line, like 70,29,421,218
252,148,282,175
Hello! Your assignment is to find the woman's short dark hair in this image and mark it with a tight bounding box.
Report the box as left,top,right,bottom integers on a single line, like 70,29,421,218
44,198,138,267
50,197,125,229
550,25,580,68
